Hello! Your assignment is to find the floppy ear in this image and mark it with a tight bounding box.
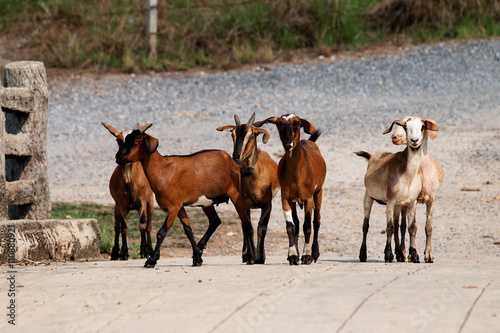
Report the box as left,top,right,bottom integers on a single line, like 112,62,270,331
217,125,235,132
383,120,406,135
143,134,159,155
299,118,315,134
255,128,271,144
423,119,438,140
102,122,121,137
253,116,279,127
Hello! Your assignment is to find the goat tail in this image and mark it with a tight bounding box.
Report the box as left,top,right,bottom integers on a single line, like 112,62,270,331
309,129,323,142
354,151,371,160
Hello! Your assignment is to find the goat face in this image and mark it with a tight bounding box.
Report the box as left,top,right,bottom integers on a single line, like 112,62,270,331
254,114,315,152
115,124,157,165
217,113,270,164
391,126,406,145
384,117,439,149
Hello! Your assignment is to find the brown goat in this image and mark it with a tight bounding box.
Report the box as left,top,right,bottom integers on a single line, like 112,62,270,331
254,114,327,265
355,117,439,263
217,113,279,264
391,118,444,263
102,123,154,260
114,123,256,267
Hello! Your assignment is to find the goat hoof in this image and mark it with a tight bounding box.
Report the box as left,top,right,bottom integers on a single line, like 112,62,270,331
287,255,299,265
408,247,420,263
312,242,320,261
301,255,313,265
254,259,265,264
192,261,203,267
384,252,394,263
359,245,367,262
395,247,405,262
144,258,157,268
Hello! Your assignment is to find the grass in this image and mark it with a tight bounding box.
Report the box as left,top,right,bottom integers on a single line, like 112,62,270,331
1,0,499,72
51,202,218,259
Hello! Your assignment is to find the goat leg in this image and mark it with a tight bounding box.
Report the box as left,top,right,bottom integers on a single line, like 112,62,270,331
255,204,271,264
197,206,222,256
359,193,373,262
311,188,323,263
144,213,175,268
424,201,435,263
178,207,203,266
301,201,314,265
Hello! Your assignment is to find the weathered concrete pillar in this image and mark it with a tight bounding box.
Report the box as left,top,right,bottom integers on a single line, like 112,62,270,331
0,101,6,220
3,61,50,219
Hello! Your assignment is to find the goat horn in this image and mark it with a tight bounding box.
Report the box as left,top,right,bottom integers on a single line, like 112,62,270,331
247,112,256,125
234,114,241,126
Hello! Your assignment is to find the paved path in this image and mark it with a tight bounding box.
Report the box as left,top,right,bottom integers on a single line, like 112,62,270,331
2,255,499,332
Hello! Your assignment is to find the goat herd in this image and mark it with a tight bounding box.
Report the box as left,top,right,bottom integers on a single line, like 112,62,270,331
102,113,442,268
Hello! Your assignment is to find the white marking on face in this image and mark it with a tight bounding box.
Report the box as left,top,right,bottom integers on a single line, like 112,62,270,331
281,114,296,121
283,210,293,223
405,117,423,148
191,195,213,207
121,130,133,139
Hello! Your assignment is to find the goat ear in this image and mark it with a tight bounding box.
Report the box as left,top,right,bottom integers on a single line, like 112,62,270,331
255,128,271,144
143,135,158,155
383,120,406,135
424,119,439,131
253,116,279,127
216,125,235,132
299,118,315,134
102,122,121,137
424,119,439,140
138,123,153,134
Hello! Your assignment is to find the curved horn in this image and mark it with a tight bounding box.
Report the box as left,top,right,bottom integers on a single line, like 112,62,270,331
234,114,241,126
247,112,256,125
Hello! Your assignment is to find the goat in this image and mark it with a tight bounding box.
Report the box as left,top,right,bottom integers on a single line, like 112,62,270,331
254,114,327,265
217,112,279,264
355,117,439,263
102,123,155,260
391,118,443,263
114,123,256,267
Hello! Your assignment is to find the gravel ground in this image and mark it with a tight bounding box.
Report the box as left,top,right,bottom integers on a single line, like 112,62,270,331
47,39,500,261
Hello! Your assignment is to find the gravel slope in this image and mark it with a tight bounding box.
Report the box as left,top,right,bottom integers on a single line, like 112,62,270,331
47,39,500,261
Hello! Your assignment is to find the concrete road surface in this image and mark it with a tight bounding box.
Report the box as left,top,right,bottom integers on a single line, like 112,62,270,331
1,254,499,332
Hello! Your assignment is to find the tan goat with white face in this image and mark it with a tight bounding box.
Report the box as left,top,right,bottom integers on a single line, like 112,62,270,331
355,117,439,263
391,117,443,263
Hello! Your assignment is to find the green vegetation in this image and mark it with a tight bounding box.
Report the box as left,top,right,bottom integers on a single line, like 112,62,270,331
1,0,499,72
51,202,213,259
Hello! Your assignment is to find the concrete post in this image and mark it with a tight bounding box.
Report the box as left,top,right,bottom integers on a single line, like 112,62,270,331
146,0,158,61
3,61,50,220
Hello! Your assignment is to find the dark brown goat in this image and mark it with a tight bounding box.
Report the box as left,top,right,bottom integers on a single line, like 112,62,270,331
114,123,256,267
254,114,327,265
217,113,279,264
102,123,154,260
